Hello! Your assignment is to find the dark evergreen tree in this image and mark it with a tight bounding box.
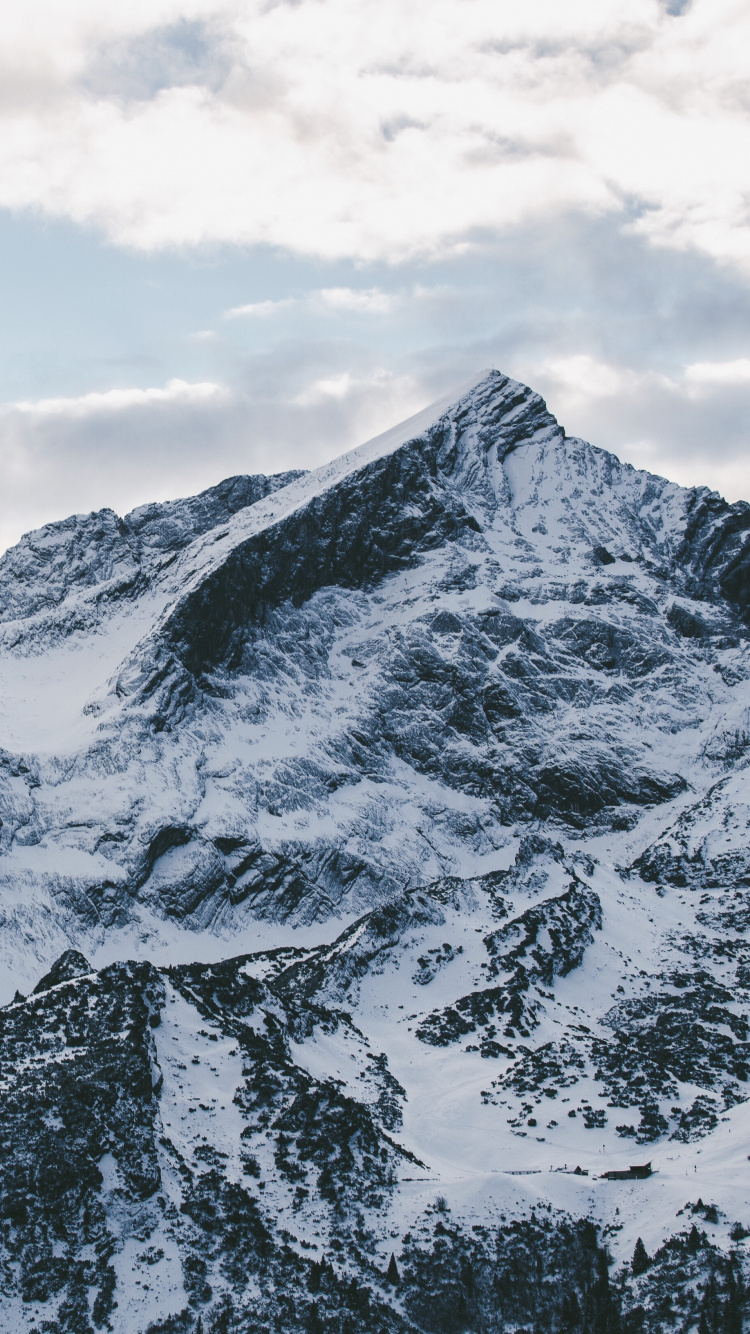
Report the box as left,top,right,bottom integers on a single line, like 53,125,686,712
687,1224,703,1254
460,1256,475,1297
723,1262,745,1334
631,1239,650,1277
582,1248,621,1334
622,1306,646,1334
306,1300,324,1334
699,1272,721,1334
208,1298,237,1334
560,1290,581,1332
597,1249,621,1334
386,1253,400,1286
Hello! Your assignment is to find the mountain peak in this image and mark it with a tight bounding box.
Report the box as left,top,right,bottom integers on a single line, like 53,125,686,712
341,367,564,475
1,369,750,1330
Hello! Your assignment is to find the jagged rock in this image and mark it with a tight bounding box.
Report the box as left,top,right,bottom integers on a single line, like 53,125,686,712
0,471,305,625
417,878,602,1049
32,947,92,993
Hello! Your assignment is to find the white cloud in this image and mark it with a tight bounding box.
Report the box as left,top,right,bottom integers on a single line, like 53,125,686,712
224,298,294,319
293,366,412,407
523,354,653,403
224,288,395,319
316,287,395,314
295,373,357,405
7,378,224,418
518,351,750,501
684,358,750,391
0,0,748,268
529,353,750,408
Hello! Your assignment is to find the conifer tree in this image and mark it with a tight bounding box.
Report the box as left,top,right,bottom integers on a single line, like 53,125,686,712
698,1272,720,1334
632,1238,650,1277
560,1290,581,1332
723,1262,745,1334
687,1224,703,1254
590,1248,622,1333
307,1300,324,1334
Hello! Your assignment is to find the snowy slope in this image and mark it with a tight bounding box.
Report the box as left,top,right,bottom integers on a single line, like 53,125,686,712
1,369,750,1332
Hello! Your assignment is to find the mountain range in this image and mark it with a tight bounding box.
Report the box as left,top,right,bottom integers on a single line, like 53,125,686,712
1,369,750,1333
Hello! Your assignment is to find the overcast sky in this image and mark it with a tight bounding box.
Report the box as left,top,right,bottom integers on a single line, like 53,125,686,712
1,0,749,553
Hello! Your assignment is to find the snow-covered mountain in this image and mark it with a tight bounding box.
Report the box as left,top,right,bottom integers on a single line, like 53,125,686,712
2,369,750,1333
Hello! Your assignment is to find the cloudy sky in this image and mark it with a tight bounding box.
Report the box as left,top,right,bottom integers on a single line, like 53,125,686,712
0,0,749,552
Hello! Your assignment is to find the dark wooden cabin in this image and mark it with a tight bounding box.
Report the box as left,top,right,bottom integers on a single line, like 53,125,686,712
602,1162,653,1181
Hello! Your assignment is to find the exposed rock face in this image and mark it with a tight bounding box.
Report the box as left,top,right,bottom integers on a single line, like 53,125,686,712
417,878,603,1051
1,369,750,1332
677,487,750,613
32,947,93,993
0,471,305,624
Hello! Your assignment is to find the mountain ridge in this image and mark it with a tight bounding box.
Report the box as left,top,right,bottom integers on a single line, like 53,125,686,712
2,369,750,1332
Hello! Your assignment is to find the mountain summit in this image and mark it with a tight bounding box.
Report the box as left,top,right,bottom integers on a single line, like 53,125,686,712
1,370,750,1333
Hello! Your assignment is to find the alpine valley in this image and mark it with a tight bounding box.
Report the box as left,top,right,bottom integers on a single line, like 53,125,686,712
3,369,750,1334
